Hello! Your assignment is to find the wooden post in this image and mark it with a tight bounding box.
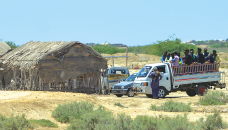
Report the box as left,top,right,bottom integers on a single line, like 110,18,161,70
39,77,42,90
24,71,27,90
20,69,23,90
29,68,32,90
112,57,114,67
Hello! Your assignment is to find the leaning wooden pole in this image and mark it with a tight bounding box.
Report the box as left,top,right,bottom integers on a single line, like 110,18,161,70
126,47,128,67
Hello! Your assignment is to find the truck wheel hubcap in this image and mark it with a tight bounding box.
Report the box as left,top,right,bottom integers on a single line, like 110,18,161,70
199,87,205,94
159,89,165,97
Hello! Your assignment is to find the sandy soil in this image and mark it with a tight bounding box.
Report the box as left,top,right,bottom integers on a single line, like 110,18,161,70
0,88,228,130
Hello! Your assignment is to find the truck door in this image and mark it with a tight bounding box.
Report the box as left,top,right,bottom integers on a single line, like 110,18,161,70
156,65,171,91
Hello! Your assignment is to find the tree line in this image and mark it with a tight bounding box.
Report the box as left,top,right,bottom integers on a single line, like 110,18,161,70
91,38,197,56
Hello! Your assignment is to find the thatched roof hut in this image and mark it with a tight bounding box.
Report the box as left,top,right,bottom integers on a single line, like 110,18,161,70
0,41,107,93
0,41,11,57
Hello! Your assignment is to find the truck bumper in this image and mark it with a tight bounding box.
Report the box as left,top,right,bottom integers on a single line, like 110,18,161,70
111,89,128,95
214,83,226,88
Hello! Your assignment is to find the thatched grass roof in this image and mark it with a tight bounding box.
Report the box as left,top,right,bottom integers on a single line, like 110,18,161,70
0,41,107,71
0,41,11,55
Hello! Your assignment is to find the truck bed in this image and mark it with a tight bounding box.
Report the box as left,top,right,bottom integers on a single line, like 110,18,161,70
173,72,221,87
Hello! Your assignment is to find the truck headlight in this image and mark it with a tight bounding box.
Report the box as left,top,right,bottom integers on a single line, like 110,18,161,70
140,82,148,86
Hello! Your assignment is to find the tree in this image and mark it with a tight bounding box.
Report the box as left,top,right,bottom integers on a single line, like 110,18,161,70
5,41,18,49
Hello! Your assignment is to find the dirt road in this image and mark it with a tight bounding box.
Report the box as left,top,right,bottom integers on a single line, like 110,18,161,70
0,89,228,130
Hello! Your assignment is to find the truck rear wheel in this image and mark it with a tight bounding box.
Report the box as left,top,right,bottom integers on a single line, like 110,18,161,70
146,94,153,98
197,84,207,96
186,90,196,97
127,89,134,97
115,94,123,97
159,87,167,98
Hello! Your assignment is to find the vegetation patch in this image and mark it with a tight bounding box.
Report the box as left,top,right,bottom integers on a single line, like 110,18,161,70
29,119,58,128
52,101,94,123
114,102,128,108
0,114,34,130
198,91,228,105
51,101,228,130
196,109,228,130
149,100,193,112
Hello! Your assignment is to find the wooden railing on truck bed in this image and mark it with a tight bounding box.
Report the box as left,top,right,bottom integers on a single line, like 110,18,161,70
172,63,218,76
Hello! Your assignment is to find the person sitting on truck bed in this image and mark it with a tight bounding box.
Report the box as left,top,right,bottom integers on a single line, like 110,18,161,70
206,53,214,63
161,51,167,63
183,49,193,65
177,52,183,65
196,48,205,64
206,53,215,71
190,49,197,63
149,67,162,99
165,53,172,62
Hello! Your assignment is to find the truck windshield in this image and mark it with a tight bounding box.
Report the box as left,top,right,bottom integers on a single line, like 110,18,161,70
137,66,152,77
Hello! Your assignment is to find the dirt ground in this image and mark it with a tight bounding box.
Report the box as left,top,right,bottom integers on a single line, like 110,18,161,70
0,87,228,129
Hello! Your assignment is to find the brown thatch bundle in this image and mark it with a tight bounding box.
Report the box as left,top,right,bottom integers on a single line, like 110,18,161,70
0,41,107,92
0,41,11,56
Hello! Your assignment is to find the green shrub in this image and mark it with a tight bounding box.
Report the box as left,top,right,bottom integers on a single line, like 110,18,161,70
131,115,160,130
91,44,125,54
67,106,115,130
0,114,34,130
114,102,128,108
52,101,94,123
199,91,228,105
196,109,228,130
29,119,58,128
149,100,193,112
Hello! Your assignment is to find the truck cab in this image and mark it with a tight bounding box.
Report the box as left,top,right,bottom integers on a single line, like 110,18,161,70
133,63,172,98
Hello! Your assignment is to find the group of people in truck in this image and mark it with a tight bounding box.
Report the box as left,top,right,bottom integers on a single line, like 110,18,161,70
161,48,221,66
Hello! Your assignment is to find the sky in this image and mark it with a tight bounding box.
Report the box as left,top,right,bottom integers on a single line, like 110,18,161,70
0,0,228,46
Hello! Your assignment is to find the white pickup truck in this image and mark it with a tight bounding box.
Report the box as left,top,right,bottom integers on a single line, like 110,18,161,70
132,62,226,98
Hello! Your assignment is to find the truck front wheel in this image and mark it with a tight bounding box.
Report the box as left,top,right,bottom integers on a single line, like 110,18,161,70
115,94,123,97
186,90,196,97
159,87,167,98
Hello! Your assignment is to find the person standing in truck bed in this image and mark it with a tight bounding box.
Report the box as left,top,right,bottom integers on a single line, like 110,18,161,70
183,49,193,65
149,67,162,99
197,48,205,64
213,50,221,65
203,48,209,60
213,50,221,71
